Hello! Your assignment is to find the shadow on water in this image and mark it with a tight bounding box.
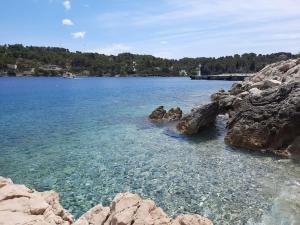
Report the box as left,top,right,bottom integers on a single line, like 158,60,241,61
163,123,221,144
290,157,300,165
135,117,218,143
135,117,159,130
226,145,300,165
137,116,300,165
134,115,221,143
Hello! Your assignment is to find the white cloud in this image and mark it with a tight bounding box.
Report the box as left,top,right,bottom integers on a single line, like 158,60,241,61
71,32,86,39
62,19,73,26
63,0,71,10
93,44,132,55
75,0,300,57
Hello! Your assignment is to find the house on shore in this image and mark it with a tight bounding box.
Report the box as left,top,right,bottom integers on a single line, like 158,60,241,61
6,64,18,75
7,64,18,70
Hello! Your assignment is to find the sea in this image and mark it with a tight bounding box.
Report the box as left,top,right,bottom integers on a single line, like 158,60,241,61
0,77,299,225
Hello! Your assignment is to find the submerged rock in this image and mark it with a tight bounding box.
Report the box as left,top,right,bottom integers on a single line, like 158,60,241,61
0,177,213,225
176,103,219,135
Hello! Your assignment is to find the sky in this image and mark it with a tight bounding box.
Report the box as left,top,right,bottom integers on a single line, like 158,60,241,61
1,0,300,59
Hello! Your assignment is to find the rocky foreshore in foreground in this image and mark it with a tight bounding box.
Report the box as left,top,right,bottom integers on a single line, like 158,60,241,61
149,58,300,157
0,177,213,225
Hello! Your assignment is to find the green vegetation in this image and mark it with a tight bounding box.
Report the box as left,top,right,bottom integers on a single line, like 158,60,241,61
0,44,298,76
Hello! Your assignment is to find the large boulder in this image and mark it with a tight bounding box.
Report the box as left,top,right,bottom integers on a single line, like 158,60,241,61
224,81,300,156
75,192,213,225
0,177,73,225
208,58,300,156
177,103,219,135
149,106,167,121
74,205,110,225
149,106,183,122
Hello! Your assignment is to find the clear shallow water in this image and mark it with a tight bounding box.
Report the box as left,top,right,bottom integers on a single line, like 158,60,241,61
0,77,299,225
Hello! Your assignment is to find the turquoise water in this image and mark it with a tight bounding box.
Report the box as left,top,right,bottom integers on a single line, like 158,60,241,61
0,77,299,225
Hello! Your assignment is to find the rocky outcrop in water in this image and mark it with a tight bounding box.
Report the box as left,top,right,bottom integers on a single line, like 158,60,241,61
149,58,300,156
0,177,213,225
149,103,219,135
213,58,300,156
149,106,183,122
149,106,167,121
176,103,219,135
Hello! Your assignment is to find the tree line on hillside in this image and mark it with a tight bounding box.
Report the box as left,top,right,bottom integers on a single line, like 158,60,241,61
0,44,298,76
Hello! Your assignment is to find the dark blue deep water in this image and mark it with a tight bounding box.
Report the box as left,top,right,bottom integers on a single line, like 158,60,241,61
0,77,299,225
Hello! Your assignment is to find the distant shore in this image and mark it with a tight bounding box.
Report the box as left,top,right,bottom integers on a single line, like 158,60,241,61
0,73,184,78
0,73,253,80
1,44,298,79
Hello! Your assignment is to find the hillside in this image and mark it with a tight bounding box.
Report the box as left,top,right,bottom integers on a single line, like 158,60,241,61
0,44,298,76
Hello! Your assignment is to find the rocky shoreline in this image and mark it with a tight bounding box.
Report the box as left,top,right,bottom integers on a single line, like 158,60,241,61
149,58,300,157
0,177,213,225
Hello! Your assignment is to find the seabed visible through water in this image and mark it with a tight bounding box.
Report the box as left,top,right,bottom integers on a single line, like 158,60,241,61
0,77,299,225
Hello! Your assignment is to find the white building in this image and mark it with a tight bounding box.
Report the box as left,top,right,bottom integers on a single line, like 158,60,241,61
179,70,188,76
132,61,137,72
197,64,202,76
7,64,17,70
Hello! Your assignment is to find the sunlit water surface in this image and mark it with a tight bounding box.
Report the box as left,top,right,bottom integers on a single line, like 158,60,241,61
0,77,299,225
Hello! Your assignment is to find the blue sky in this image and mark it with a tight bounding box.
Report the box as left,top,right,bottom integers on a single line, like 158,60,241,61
1,0,300,59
